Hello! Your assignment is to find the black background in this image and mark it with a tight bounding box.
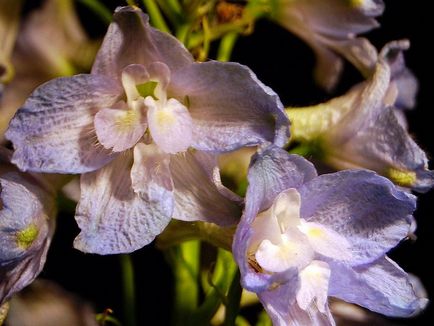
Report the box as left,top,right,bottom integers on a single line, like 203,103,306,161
27,1,434,325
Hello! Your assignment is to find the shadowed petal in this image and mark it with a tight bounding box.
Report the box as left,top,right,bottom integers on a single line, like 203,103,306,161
329,257,428,317
0,172,56,305
74,150,174,254
6,74,122,173
92,6,193,81
259,282,335,326
170,61,289,150
170,150,241,226
299,170,415,265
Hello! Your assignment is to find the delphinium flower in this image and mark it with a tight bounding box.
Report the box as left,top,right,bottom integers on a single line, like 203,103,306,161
266,0,383,90
6,6,289,254
286,41,433,192
233,145,427,325
0,149,57,306
0,0,98,141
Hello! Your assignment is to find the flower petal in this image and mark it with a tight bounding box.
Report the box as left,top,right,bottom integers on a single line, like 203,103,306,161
299,169,415,265
0,172,56,305
6,74,122,173
74,150,174,254
234,147,316,292
169,61,289,150
259,282,335,326
94,107,146,152
170,150,241,226
146,97,193,154
91,6,192,81
329,257,428,317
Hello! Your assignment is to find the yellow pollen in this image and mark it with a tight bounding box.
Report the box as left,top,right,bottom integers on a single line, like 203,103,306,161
115,110,139,131
156,109,176,127
386,168,417,187
349,0,364,7
16,224,39,249
307,227,324,239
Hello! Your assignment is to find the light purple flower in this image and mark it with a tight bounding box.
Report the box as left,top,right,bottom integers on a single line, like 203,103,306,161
0,150,56,306
6,6,288,254
269,0,383,90
287,41,433,192
233,145,427,325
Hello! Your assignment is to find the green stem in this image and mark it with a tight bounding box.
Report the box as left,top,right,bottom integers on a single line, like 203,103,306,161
176,23,191,46
217,32,239,62
142,0,170,33
120,254,137,326
224,270,242,326
77,0,112,24
169,240,200,325
126,0,137,5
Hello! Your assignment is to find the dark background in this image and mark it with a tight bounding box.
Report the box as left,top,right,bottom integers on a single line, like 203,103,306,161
30,1,434,325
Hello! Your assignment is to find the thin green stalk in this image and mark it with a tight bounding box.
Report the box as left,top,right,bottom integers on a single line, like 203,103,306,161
176,23,191,46
169,240,201,325
217,32,239,62
142,0,170,33
120,254,137,326
126,0,137,5
77,0,112,24
224,270,242,326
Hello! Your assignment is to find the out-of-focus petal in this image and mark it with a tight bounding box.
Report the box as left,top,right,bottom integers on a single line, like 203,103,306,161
169,61,289,150
299,170,415,264
272,0,384,90
92,6,193,81
6,74,122,173
0,172,56,305
329,257,428,317
6,280,98,326
74,151,174,254
170,150,241,226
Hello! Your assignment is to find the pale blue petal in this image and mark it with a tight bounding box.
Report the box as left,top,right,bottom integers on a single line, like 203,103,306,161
234,147,316,292
169,61,290,150
74,150,174,254
299,169,415,264
259,283,335,326
91,6,193,81
170,150,241,226
329,257,428,317
6,74,122,173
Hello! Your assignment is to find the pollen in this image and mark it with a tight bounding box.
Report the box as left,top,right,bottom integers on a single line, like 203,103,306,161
115,110,139,130
386,168,417,187
156,109,176,127
16,224,39,249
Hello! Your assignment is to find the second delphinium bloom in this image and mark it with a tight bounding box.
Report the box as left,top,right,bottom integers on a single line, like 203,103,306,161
6,6,289,254
233,146,427,325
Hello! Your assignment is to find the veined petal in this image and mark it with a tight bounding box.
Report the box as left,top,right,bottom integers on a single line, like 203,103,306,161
296,261,331,313
146,97,193,154
170,150,241,226
91,6,192,81
6,74,122,173
94,107,146,152
131,143,173,196
329,257,428,317
298,220,352,261
170,61,289,150
74,151,174,254
234,146,316,292
259,282,335,326
299,170,415,265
